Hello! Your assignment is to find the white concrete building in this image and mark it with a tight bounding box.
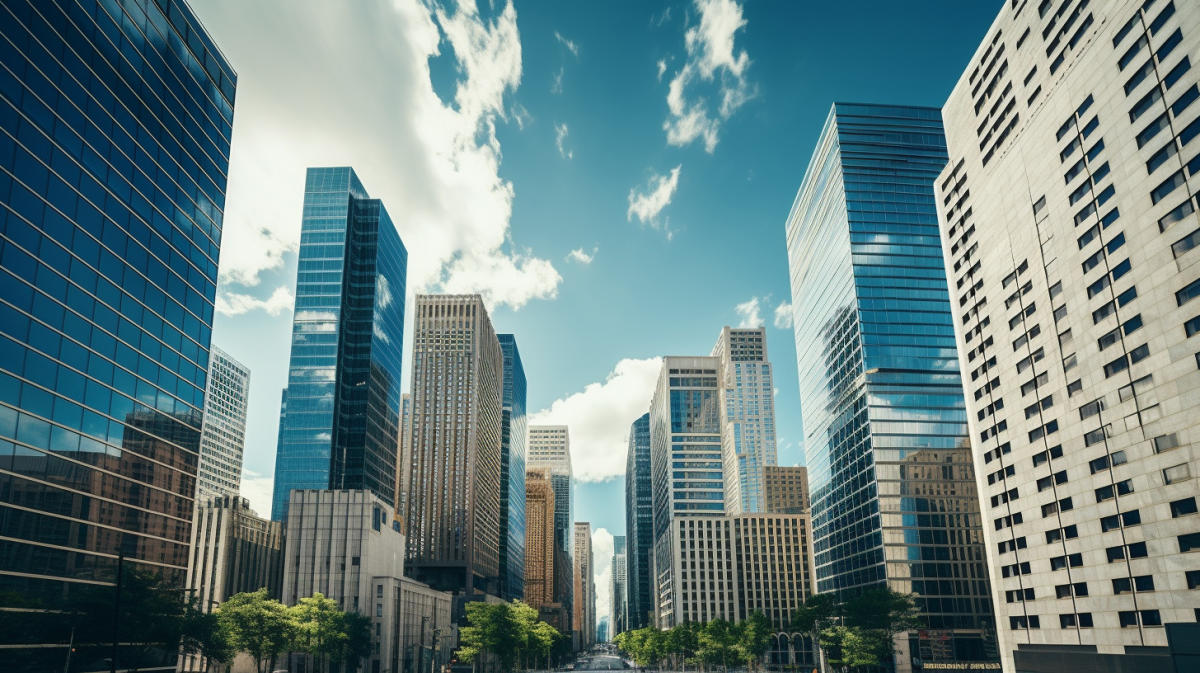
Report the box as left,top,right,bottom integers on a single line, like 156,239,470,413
180,495,283,673
283,490,454,673
937,2,1200,671
196,346,249,499
712,327,778,514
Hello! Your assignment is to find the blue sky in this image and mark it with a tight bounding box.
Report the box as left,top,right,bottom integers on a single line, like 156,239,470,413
190,0,1000,612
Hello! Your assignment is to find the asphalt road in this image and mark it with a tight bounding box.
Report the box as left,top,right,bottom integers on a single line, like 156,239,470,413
574,653,626,670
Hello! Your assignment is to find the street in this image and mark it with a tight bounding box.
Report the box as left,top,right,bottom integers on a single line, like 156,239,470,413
574,653,626,670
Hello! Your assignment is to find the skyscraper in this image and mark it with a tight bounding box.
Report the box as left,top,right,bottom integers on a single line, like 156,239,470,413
712,326,778,513
612,535,627,637
763,465,809,515
624,412,653,630
271,167,407,521
498,334,527,601
938,3,1200,671
524,469,556,611
528,425,574,628
785,103,995,667
403,295,503,598
196,345,250,499
649,356,723,627
0,0,234,664
573,522,594,649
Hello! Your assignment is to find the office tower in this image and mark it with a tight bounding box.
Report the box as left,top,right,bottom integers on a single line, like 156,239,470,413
524,469,556,610
0,0,234,665
624,412,653,630
282,490,453,673
763,465,810,514
395,392,410,522
712,326,778,514
180,495,283,672
404,295,503,598
666,513,816,666
573,522,594,649
612,535,627,637
648,357,723,627
785,103,996,667
938,3,1200,671
528,425,574,628
271,167,407,521
196,346,250,499
498,334,527,601
597,619,608,644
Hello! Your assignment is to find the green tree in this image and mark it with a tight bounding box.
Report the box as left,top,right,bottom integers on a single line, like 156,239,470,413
737,611,771,671
218,589,296,673
698,619,742,673
795,588,922,672
291,593,348,673
330,611,372,671
455,602,523,672
666,622,700,670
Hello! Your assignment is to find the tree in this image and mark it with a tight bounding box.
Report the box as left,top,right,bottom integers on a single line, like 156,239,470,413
291,593,349,673
737,611,771,671
217,589,296,673
698,619,742,673
794,588,922,672
179,602,234,668
330,611,372,672
455,602,523,673
667,621,700,671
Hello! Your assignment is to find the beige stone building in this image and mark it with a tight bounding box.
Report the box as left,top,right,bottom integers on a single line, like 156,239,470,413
762,465,810,514
937,2,1200,670
402,295,503,599
573,522,595,649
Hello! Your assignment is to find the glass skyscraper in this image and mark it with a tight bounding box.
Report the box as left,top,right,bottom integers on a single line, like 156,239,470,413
0,0,234,663
624,412,652,630
785,104,995,666
648,356,723,627
271,167,406,521
712,326,777,513
497,333,526,601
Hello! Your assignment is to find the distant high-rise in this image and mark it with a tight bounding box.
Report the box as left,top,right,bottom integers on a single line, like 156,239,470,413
529,425,574,627
938,3,1200,671
763,465,810,515
612,535,628,637
197,346,250,499
712,326,778,513
498,334,527,601
404,295,503,598
0,0,235,665
785,103,995,668
573,522,595,649
271,167,407,521
624,412,653,630
649,357,723,627
524,469,556,610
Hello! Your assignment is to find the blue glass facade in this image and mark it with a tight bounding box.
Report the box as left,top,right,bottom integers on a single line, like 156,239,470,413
0,0,234,660
624,412,652,629
786,104,994,656
271,167,406,521
497,333,526,601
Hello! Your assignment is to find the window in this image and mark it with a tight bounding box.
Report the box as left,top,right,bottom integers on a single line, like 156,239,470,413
1174,229,1200,258
1107,545,1126,562
1188,570,1200,589
1165,464,1191,484
1152,170,1186,204
1119,611,1139,627
1129,541,1148,558
1183,533,1200,552
1172,498,1198,517
1154,433,1180,452
1178,277,1200,306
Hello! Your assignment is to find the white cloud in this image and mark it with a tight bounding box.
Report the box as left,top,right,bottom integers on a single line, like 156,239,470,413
627,165,681,232
555,122,573,159
593,527,614,624
773,300,793,329
566,247,596,265
216,285,294,317
734,296,762,328
196,0,559,312
551,65,564,94
530,357,662,482
661,0,754,153
239,468,274,517
554,30,580,57
656,59,668,81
